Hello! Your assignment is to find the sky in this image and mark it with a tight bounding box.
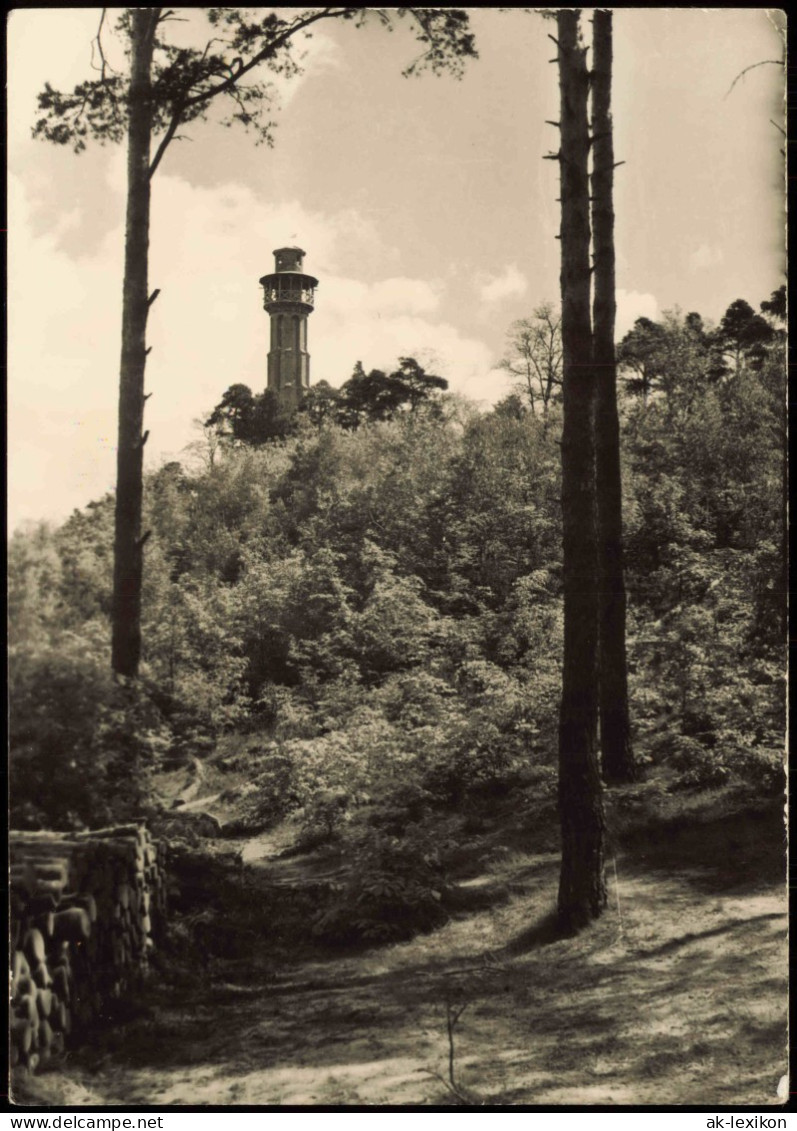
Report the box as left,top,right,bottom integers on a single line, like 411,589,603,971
7,7,786,532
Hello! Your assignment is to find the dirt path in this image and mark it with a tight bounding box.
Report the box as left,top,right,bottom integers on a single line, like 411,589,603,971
30,845,787,1108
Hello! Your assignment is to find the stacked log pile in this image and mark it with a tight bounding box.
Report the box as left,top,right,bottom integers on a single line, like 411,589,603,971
9,823,166,1073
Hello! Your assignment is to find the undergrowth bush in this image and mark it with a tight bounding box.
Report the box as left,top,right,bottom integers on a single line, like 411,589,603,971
311,819,455,945
665,735,731,789
724,744,784,793
230,747,303,831
164,842,288,964
9,628,169,829
659,732,784,793
423,731,527,805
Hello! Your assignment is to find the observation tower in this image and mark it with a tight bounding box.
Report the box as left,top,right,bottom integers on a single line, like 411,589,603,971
259,247,318,408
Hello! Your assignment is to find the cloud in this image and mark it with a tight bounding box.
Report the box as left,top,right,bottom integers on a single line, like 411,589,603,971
477,265,529,305
8,169,494,530
8,151,664,532
313,308,494,395
616,289,659,337
689,243,725,271
288,28,343,95
6,9,341,156
8,172,124,532
321,275,441,319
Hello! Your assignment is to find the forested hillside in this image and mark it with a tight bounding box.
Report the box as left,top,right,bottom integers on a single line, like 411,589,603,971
9,290,788,1105
10,295,785,880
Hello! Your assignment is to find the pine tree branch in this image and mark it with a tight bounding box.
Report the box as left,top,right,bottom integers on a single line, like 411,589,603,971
149,97,187,178
226,81,255,130
148,7,351,178
90,9,116,81
179,8,349,111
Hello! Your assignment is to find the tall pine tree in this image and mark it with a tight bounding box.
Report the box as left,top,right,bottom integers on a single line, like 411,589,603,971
591,9,636,783
554,8,607,932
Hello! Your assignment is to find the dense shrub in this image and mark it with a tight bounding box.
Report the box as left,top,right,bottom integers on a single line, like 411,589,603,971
9,626,169,829
222,747,304,832
663,735,784,793
311,819,454,944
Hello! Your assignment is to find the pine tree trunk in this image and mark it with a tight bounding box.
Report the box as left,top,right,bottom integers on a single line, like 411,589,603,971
556,8,607,934
111,10,158,679
591,10,636,784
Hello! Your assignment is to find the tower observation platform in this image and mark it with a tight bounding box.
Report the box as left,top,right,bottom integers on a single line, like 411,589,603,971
259,247,318,408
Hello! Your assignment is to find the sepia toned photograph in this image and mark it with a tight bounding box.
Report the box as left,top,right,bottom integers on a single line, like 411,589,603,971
7,6,787,1111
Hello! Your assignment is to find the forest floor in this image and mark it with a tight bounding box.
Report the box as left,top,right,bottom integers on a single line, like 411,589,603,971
16,779,788,1109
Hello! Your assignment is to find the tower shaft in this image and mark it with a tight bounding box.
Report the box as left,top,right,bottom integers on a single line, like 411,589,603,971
267,304,310,405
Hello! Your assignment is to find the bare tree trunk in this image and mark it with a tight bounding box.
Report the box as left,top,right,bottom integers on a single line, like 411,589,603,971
556,8,607,934
591,9,636,784
111,9,159,679
781,423,788,643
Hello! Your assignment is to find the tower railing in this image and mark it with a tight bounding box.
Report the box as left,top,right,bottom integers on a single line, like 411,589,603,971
261,279,316,307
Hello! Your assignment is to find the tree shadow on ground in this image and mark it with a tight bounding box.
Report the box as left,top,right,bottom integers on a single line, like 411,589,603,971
56,787,786,1106
616,797,785,894
64,859,786,1109
502,909,563,954
638,912,786,958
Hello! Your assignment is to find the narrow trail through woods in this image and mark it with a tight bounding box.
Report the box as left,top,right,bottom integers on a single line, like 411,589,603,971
23,799,788,1109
